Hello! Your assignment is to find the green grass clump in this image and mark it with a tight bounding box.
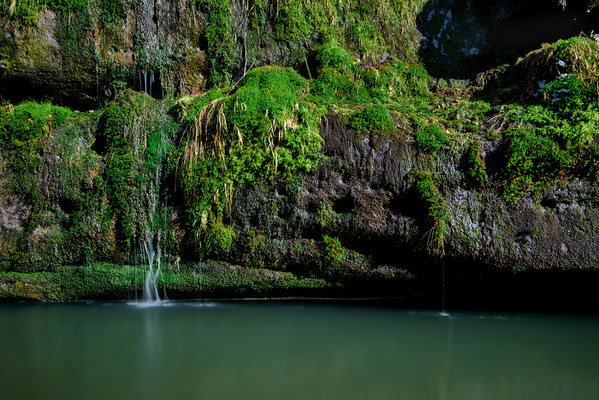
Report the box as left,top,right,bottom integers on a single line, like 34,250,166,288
351,104,394,133
0,102,73,206
503,128,570,203
177,66,324,257
467,141,488,187
315,43,354,73
414,123,448,152
413,170,450,255
322,235,345,264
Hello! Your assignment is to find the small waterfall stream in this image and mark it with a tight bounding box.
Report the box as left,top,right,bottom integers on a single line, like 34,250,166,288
141,232,163,303
440,259,449,317
133,105,171,305
137,160,169,305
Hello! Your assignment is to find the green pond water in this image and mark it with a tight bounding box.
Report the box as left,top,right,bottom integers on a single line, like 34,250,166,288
1,301,598,400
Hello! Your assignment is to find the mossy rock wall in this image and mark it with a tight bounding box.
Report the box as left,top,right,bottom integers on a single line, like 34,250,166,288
1,0,427,107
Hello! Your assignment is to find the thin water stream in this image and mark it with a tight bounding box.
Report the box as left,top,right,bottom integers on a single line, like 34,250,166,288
1,301,598,400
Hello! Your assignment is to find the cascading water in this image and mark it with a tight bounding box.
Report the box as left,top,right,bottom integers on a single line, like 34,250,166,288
141,232,163,303
440,259,449,317
134,109,171,305
137,157,169,304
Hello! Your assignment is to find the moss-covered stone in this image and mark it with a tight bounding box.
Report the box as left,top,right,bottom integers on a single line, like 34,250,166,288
0,262,333,301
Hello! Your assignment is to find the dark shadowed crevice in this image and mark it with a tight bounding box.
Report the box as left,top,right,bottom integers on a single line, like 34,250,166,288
417,0,599,80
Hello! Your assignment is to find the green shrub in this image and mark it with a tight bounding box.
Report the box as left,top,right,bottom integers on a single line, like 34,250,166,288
322,235,345,263
351,104,394,133
0,101,72,171
414,123,447,151
315,43,354,73
467,141,488,187
413,170,450,255
177,66,324,257
503,130,571,203
543,74,596,118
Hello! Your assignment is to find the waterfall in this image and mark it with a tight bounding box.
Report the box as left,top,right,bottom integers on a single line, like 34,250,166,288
440,259,449,317
559,0,567,11
141,231,163,303
135,110,170,305
136,68,157,97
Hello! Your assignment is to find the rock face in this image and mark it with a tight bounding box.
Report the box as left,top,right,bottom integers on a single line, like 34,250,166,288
1,1,599,303
4,110,598,303
2,0,597,106
222,116,599,279
1,2,209,108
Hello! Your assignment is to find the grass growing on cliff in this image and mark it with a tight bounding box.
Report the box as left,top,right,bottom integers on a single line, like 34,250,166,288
495,50,599,202
0,101,73,208
322,235,345,264
414,122,447,152
176,66,323,258
98,90,177,248
466,141,488,187
413,170,450,256
351,104,394,133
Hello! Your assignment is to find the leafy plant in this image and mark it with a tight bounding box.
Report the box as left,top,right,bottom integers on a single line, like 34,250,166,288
414,123,447,152
467,141,488,187
503,129,570,203
315,43,354,73
413,170,450,255
177,66,324,258
322,235,345,264
351,104,394,133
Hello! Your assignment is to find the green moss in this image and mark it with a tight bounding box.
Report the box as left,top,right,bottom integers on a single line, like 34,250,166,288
192,0,235,86
315,42,354,73
414,123,448,152
0,102,72,145
98,90,177,247
322,235,345,264
314,202,333,230
2,0,128,26
0,263,332,301
0,101,73,211
97,0,127,25
503,128,570,203
498,70,599,201
467,141,488,187
351,104,394,134
176,66,323,258
413,170,450,255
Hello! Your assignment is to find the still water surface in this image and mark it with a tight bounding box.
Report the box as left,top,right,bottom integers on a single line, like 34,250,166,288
1,301,598,400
